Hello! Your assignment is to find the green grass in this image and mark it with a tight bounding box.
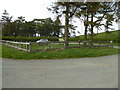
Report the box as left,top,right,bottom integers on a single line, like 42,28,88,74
2,44,119,60
7,43,83,50
31,43,64,50
78,30,120,43
93,30,119,42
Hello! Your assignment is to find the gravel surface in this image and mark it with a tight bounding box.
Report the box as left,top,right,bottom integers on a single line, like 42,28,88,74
2,55,118,88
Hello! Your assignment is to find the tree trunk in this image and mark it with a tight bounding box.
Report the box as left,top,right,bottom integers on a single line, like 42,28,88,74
64,4,69,48
90,13,94,46
106,30,108,40
84,15,89,46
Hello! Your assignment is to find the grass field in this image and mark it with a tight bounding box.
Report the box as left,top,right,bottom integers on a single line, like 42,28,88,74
2,44,119,60
76,30,120,42
93,30,119,41
5,42,83,50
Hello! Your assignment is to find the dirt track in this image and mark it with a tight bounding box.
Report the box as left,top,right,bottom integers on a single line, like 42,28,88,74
2,54,118,88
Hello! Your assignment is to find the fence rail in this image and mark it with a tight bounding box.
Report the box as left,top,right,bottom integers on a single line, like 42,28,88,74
1,40,113,52
1,40,31,52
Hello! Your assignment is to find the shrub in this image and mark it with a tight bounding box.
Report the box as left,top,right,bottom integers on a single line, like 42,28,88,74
2,36,59,42
68,36,84,41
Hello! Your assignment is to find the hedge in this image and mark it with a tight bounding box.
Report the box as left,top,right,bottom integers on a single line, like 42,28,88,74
2,30,120,43
2,36,59,42
68,36,84,41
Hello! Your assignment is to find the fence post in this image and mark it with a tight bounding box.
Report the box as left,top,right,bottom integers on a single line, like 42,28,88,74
7,41,8,45
48,42,51,49
107,41,109,47
99,41,101,47
16,41,18,47
20,41,22,48
29,42,32,52
9,41,10,45
78,40,80,47
26,41,28,50
10,41,12,46
10,41,12,45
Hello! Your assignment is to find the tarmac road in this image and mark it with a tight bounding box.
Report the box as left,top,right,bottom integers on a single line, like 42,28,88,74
2,54,118,88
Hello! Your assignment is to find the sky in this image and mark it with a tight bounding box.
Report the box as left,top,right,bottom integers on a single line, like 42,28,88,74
0,0,56,21
0,0,119,36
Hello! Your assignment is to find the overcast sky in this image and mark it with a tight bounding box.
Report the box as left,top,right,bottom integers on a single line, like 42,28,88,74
0,0,118,35
0,0,56,21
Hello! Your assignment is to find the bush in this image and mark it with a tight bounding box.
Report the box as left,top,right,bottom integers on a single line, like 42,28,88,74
68,37,84,41
2,36,59,42
2,30,120,43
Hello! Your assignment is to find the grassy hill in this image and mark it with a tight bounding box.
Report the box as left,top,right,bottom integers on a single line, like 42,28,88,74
69,30,120,43
92,30,119,42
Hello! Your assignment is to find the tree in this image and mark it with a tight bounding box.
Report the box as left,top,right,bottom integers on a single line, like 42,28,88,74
24,21,36,37
13,16,26,36
117,2,120,20
115,1,120,30
13,16,37,37
52,15,63,37
34,18,54,37
48,2,78,48
75,2,101,46
1,10,12,22
76,2,116,46
75,2,89,45
104,14,114,40
117,1,120,29
1,10,13,36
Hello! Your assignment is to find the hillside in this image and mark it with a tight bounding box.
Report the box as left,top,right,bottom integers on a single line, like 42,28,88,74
69,30,120,43
92,30,119,42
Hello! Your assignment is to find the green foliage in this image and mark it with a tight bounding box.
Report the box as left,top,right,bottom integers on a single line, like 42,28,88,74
75,2,116,44
2,36,59,42
1,10,13,36
3,30,118,42
68,36,84,41
1,10,62,37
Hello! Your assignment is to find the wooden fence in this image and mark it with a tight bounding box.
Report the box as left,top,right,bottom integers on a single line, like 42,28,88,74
1,40,113,52
1,40,82,52
93,41,113,47
29,41,81,52
2,40,31,52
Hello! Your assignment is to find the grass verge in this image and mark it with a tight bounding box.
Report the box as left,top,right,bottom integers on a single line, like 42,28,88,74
1,44,119,60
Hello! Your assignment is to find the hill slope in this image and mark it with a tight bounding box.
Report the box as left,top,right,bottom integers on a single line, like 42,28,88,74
69,30,120,43
93,30,119,42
